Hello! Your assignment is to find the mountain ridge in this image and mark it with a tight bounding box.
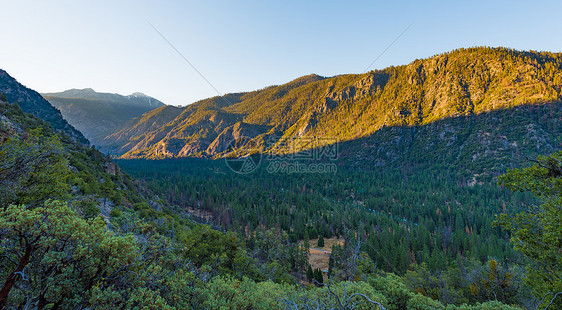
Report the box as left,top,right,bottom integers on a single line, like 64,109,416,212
43,88,163,107
43,89,165,149
0,69,88,144
105,47,562,162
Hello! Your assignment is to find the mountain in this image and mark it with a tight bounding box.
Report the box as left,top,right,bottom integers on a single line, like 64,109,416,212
106,47,562,170
101,104,183,155
42,88,165,149
0,69,88,144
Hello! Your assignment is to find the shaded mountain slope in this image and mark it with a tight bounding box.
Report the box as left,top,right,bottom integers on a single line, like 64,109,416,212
337,102,561,178
43,88,165,149
0,69,88,144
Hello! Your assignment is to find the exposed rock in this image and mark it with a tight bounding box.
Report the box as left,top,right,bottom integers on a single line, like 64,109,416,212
103,48,562,160
0,114,23,143
206,122,263,155
320,98,337,113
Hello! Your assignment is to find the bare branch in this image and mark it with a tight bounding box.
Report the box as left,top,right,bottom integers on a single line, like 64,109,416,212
543,292,562,310
347,293,386,310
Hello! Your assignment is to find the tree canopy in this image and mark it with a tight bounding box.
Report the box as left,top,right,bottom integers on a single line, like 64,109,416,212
496,151,562,308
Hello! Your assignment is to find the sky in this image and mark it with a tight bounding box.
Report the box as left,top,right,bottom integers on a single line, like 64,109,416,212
1,0,562,107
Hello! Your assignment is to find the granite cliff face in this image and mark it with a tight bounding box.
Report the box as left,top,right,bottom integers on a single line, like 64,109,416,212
102,48,562,167
0,70,88,144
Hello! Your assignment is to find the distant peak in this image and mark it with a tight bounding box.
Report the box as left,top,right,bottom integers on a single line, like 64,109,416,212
129,92,148,97
288,74,325,85
48,88,97,97
71,88,96,92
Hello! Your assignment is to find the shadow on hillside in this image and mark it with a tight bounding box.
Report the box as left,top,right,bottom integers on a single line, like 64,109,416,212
273,102,561,176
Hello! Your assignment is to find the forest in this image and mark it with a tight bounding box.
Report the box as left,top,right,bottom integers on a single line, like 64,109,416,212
118,158,528,275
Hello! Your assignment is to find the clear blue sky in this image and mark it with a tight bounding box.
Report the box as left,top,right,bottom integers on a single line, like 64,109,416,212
1,0,561,106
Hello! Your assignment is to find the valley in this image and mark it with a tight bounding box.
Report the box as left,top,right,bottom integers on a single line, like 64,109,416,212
1,46,561,309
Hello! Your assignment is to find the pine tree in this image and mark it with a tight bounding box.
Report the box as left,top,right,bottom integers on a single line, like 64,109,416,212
304,231,310,248
314,268,323,285
306,265,313,282
328,254,334,278
317,235,325,248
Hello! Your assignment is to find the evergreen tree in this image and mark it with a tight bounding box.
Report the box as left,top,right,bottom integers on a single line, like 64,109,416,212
303,231,310,249
328,254,334,279
306,265,313,283
317,235,325,248
314,268,323,285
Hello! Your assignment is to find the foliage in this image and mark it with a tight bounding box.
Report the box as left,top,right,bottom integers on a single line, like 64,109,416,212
283,280,388,310
196,276,293,309
0,201,138,308
496,151,562,308
180,224,244,275
369,273,412,310
405,258,528,306
0,131,70,207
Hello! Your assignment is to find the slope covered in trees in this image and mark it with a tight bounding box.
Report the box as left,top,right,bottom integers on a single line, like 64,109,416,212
115,148,562,308
106,47,562,161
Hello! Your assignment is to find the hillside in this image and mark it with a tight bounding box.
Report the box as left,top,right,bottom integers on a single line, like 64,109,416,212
0,69,88,144
106,47,562,165
43,88,165,149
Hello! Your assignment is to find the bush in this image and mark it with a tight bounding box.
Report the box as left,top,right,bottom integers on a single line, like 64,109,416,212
407,293,445,310
110,207,122,217
369,273,413,310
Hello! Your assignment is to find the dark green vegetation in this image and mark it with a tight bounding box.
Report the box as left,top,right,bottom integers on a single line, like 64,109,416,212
116,152,539,307
106,47,562,162
496,152,562,309
0,78,524,310
119,158,524,274
43,88,165,150
115,134,562,308
0,70,87,144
